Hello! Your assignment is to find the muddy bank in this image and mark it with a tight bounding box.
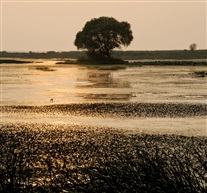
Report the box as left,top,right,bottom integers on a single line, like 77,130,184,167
2,102,207,118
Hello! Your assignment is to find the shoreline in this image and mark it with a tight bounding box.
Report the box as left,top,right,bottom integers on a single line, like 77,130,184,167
1,58,207,66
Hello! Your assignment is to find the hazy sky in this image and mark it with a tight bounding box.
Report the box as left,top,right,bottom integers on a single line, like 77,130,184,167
1,0,206,52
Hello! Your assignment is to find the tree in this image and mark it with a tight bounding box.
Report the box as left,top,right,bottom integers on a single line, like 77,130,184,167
74,17,133,60
189,43,197,51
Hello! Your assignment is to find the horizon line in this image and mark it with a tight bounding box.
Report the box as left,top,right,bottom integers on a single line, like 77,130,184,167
1,49,207,53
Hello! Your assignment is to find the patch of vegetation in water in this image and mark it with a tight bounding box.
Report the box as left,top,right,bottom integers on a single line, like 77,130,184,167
30,66,56,71
88,65,127,70
193,71,207,77
78,57,128,65
56,55,128,65
129,60,207,66
56,59,207,66
0,59,32,64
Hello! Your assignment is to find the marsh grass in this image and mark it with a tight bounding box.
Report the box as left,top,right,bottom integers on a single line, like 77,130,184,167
55,60,207,67
29,66,55,71
193,71,207,78
129,61,207,66
0,123,206,193
0,59,32,64
87,65,127,71
2,103,206,118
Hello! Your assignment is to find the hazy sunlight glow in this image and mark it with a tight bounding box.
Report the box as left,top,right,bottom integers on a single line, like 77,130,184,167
1,0,206,51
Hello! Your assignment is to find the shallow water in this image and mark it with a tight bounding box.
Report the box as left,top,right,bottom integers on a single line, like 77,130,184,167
1,60,207,136
2,114,206,136
1,60,207,105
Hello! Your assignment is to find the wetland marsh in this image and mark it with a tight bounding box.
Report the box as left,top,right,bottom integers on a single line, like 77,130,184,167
0,59,207,192
1,60,206,136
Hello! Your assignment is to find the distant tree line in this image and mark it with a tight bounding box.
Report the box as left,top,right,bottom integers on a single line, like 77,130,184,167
1,50,207,60
0,51,85,59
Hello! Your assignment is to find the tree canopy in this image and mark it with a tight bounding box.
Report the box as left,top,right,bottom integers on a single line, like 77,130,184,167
74,17,133,60
189,43,197,51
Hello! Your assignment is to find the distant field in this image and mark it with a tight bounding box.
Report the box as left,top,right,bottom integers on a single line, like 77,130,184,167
113,50,207,60
1,49,206,60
